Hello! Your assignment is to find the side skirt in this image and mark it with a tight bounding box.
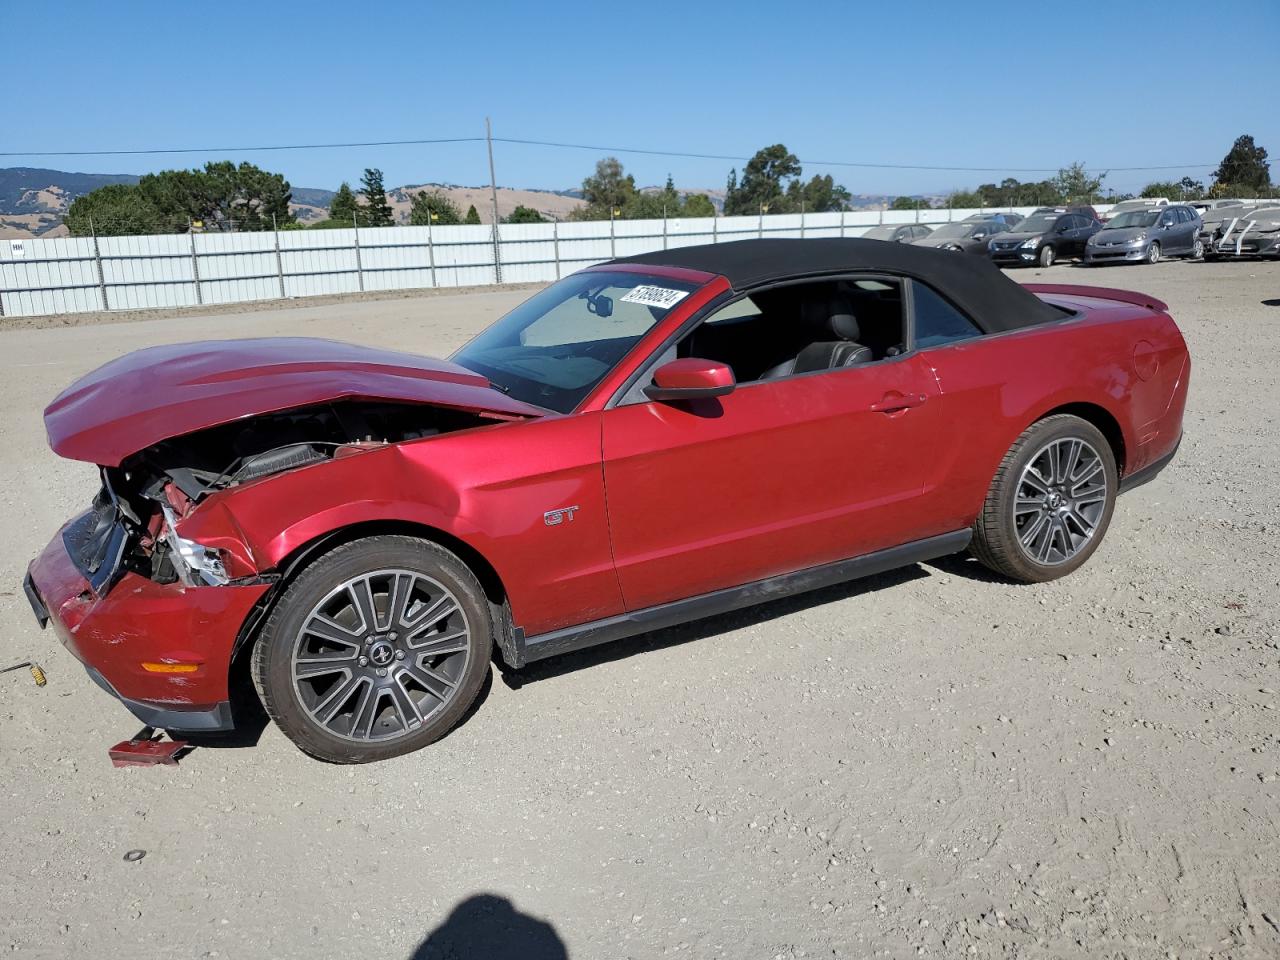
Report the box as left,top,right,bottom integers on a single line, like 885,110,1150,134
513,529,972,667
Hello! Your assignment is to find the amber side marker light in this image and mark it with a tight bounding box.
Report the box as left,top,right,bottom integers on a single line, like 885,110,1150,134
140,662,200,673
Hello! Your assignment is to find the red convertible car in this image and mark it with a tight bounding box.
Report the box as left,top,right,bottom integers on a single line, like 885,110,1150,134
24,239,1188,763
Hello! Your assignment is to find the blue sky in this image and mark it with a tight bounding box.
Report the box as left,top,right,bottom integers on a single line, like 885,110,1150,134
5,0,1277,197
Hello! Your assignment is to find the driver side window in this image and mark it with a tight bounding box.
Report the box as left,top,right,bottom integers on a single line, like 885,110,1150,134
623,276,907,404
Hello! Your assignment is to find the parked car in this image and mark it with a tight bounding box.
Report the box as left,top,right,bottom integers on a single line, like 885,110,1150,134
25,238,1189,763
1032,204,1102,222
1101,198,1169,222
963,212,1024,227
861,224,933,242
1084,204,1203,265
910,219,1010,253
1189,199,1243,217
1204,205,1280,259
988,210,1102,267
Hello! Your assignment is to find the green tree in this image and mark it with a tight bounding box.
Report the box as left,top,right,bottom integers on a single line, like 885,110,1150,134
1140,178,1204,201
504,205,546,223
1054,162,1104,203
797,174,851,212
946,189,985,208
576,156,637,219
328,182,359,224
890,196,931,211
67,161,295,235
360,168,394,226
464,204,482,225
724,144,801,215
65,183,171,236
681,194,717,218
1212,135,1271,194
409,190,461,225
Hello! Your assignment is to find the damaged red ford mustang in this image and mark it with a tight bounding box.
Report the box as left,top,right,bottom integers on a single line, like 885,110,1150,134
24,239,1188,762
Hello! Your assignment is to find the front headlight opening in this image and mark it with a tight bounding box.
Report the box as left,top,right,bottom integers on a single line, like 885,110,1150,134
160,503,229,586
1021,238,1038,249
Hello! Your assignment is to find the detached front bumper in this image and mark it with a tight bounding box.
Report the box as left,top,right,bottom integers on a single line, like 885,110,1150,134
24,517,270,732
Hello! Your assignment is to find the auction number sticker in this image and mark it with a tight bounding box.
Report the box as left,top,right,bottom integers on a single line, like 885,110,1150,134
620,285,689,309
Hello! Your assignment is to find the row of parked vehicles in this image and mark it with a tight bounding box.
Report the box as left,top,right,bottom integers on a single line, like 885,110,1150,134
865,198,1280,267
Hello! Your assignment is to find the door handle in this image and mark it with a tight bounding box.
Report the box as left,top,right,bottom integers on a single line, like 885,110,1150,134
869,392,928,413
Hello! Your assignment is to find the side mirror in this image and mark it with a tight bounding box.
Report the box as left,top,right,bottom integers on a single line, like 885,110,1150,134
644,358,736,402
972,232,986,240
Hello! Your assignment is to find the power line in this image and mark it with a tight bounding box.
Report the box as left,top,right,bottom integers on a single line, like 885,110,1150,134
496,138,1219,174
0,137,485,158
0,133,1220,174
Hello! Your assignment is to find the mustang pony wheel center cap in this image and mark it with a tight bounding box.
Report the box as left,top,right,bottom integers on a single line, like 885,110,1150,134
368,640,395,668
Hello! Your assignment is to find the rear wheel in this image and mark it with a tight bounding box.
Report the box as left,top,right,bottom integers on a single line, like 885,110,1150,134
252,536,493,763
1146,242,1161,264
971,415,1118,583
1038,244,1056,268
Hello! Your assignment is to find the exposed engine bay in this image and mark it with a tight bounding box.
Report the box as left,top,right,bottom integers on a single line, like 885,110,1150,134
71,401,497,590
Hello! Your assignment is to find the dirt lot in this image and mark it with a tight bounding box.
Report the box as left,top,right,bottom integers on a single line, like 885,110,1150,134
1,261,1278,959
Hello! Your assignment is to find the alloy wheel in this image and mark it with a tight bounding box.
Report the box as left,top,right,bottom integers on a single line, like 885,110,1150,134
290,569,471,742
1012,437,1108,566
1147,242,1161,264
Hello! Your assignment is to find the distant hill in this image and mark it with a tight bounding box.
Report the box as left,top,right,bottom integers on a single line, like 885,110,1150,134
0,167,139,238
0,168,589,236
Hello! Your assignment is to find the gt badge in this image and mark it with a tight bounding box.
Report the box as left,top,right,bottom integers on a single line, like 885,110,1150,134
544,505,580,526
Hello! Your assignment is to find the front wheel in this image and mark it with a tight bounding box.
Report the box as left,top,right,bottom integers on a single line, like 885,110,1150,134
970,415,1118,583
1038,244,1056,268
251,536,494,763
1191,238,1205,260
1146,242,1161,264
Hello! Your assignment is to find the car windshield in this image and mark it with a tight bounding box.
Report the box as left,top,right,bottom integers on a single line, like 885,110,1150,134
452,270,700,413
1103,211,1160,229
862,226,899,240
1017,214,1060,233
928,223,973,239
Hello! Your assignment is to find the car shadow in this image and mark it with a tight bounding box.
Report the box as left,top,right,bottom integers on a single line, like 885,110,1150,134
409,893,567,960
1263,298,1280,307
499,563,932,688
922,551,1017,584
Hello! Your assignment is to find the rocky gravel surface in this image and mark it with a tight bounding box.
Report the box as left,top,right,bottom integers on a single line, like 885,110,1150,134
0,261,1277,959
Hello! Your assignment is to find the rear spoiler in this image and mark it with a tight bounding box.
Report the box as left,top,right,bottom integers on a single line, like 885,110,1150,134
1023,283,1168,313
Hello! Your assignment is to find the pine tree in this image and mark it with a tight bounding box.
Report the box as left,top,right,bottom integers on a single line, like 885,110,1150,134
329,182,358,224
360,168,394,227
464,204,482,225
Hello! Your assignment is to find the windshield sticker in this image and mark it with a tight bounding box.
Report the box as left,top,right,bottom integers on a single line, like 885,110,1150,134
620,285,689,309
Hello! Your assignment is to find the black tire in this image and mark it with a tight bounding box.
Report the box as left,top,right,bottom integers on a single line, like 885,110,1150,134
970,414,1118,583
251,535,493,763
1191,238,1205,260
1146,242,1161,264
1038,244,1056,268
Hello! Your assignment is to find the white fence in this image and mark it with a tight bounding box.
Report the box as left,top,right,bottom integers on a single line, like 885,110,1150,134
0,205,1114,319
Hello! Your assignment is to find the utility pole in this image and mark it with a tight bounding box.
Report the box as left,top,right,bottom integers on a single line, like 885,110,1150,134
485,117,503,283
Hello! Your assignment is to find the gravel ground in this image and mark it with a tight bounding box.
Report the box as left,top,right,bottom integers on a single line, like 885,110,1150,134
1,261,1278,959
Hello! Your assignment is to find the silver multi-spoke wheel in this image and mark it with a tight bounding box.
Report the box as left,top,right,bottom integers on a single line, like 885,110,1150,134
290,569,471,743
1013,438,1108,566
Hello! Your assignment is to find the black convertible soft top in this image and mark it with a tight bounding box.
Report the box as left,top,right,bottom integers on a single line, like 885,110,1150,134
609,238,1066,333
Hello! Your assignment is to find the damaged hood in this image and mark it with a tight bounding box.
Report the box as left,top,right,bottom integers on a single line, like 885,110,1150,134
45,337,546,465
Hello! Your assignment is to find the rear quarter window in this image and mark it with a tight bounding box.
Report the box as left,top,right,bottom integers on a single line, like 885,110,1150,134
911,281,983,349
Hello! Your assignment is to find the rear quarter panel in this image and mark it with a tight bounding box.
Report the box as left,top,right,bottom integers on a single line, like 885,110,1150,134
920,292,1188,530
